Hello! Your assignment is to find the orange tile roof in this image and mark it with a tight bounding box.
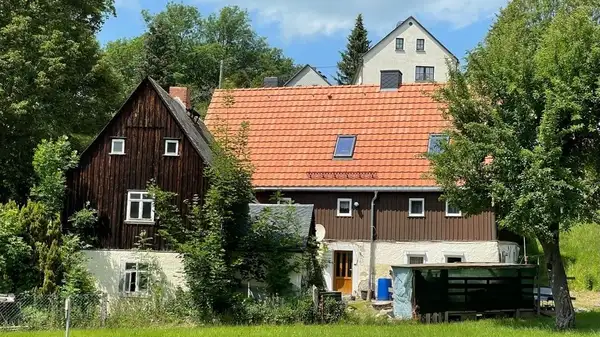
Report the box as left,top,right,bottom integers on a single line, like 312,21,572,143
205,84,449,189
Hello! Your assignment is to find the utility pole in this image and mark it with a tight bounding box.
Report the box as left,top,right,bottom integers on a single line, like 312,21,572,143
218,60,224,89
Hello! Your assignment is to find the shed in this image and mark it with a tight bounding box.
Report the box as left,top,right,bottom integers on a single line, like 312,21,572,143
391,263,537,320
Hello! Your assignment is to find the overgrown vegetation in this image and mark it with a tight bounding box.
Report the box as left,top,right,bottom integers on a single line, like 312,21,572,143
0,136,95,296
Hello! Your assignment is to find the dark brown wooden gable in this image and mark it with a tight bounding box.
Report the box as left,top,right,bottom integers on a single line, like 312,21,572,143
65,80,207,250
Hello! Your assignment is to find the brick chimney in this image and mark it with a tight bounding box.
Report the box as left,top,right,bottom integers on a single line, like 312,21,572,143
169,87,191,109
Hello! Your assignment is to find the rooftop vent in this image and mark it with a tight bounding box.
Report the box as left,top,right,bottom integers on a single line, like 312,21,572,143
263,76,280,88
380,70,402,90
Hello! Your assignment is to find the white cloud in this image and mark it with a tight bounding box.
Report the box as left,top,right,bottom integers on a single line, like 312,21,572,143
114,0,141,12
195,0,508,38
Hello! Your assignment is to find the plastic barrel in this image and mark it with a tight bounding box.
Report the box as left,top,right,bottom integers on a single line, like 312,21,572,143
377,278,392,301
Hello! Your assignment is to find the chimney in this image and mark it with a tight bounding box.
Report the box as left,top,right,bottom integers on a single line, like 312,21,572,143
169,87,191,109
380,70,402,90
263,76,279,88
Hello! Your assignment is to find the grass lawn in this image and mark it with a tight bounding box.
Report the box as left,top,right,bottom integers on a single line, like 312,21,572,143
4,312,600,337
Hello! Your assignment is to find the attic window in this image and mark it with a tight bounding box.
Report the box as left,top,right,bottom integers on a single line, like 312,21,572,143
110,138,125,155
428,134,449,154
416,39,425,51
334,136,356,158
164,139,179,156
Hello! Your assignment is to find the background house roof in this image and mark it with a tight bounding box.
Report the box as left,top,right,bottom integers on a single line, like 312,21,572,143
248,203,314,249
205,84,449,188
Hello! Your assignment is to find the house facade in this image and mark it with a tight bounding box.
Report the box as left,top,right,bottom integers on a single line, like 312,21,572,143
206,82,520,296
354,16,458,85
65,77,213,297
284,64,331,87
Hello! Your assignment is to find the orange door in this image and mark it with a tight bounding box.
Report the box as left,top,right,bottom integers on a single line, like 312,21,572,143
334,251,353,295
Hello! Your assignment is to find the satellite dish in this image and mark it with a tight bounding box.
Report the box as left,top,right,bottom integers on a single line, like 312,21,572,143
315,224,326,242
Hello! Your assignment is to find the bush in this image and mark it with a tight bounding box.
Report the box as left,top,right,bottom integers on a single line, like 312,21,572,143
236,295,345,325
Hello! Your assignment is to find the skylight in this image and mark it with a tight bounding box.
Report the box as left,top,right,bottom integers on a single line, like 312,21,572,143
428,134,449,154
334,135,356,158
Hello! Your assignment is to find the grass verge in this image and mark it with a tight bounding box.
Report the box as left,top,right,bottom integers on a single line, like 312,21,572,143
4,312,600,337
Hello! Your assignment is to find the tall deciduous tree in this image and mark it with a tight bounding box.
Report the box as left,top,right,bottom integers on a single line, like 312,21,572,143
429,0,600,329
103,4,298,109
335,14,370,85
0,0,121,201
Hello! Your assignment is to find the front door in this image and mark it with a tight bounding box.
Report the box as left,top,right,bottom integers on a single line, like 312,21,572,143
333,251,353,295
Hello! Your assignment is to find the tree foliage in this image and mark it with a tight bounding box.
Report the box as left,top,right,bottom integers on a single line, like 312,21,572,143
103,3,298,109
0,137,95,295
335,14,370,85
428,0,600,329
0,0,122,202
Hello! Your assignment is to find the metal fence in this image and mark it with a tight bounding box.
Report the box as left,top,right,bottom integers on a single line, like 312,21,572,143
0,293,105,331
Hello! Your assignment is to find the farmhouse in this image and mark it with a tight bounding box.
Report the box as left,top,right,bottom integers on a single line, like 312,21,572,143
206,76,521,297
64,77,315,297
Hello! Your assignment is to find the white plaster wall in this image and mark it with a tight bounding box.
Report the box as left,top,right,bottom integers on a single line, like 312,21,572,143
356,19,457,85
322,241,501,296
84,250,185,299
286,67,330,87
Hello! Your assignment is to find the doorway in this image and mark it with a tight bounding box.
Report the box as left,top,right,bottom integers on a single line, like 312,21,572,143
333,251,353,294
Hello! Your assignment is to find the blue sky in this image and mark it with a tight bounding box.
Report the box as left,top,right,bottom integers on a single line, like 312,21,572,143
99,0,508,80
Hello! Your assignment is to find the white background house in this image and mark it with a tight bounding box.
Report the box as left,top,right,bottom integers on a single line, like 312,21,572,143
355,16,458,85
285,64,331,87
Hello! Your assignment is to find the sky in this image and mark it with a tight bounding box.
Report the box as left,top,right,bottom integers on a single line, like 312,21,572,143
99,0,509,80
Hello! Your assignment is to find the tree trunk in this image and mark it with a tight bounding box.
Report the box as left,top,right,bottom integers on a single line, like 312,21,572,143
540,237,575,330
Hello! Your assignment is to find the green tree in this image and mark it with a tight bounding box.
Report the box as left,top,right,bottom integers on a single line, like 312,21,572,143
335,14,370,85
428,0,600,329
102,37,145,97
0,0,121,202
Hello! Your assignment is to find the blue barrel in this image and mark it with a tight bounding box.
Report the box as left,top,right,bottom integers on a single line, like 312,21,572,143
377,278,392,301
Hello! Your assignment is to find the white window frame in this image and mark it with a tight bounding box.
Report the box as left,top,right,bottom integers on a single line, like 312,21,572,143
445,200,462,217
110,138,125,155
121,261,149,296
125,191,154,223
278,197,293,204
406,253,427,265
408,198,425,217
164,139,179,156
337,198,353,217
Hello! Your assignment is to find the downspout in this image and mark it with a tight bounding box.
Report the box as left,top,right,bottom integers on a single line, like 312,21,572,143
367,191,379,301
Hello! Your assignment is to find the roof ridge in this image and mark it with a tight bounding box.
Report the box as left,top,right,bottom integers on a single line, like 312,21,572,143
214,83,440,93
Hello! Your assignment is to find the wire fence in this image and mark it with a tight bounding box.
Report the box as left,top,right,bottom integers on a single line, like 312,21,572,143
0,293,105,331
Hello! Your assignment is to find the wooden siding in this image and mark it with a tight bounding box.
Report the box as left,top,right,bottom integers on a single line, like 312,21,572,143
65,82,207,249
256,191,495,242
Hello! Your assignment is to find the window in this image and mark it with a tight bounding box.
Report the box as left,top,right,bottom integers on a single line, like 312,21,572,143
380,70,402,90
164,139,179,156
408,198,425,217
337,198,352,217
395,38,404,50
446,201,462,217
416,38,425,51
428,134,449,154
446,256,463,263
408,255,425,265
126,191,154,222
334,136,356,158
110,138,125,155
121,262,149,295
415,66,435,82
278,197,293,204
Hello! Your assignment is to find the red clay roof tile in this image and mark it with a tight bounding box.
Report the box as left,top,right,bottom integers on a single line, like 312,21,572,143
205,84,448,188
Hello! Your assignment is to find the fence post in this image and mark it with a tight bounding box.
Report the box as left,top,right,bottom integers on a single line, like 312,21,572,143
100,293,108,327
64,297,71,337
